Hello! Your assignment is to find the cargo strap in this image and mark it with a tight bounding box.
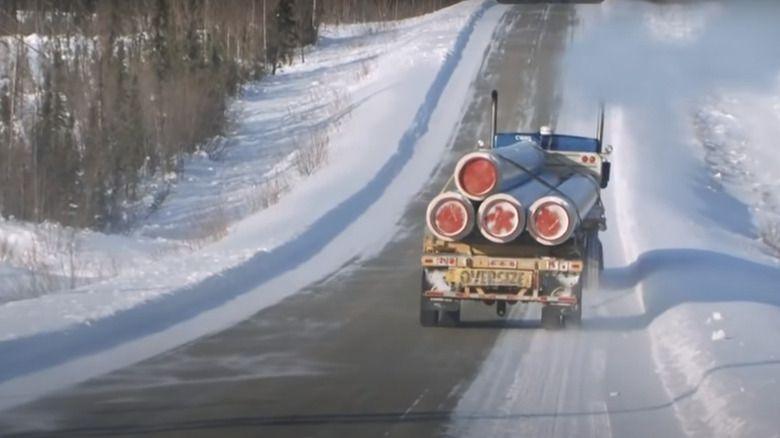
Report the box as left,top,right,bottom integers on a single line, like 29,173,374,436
439,175,454,195
494,144,601,227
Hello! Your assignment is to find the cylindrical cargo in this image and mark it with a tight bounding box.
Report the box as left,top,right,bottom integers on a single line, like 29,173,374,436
425,191,476,242
453,140,546,201
477,173,560,243
526,173,600,246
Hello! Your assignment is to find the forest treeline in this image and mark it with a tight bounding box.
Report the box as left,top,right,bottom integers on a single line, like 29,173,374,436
0,0,460,231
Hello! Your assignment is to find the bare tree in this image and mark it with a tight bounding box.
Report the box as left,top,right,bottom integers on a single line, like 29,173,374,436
0,0,457,232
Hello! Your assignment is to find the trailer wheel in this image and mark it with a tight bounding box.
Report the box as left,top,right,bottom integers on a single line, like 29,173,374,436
438,309,461,327
420,303,437,327
420,270,460,328
566,303,582,327
419,298,459,328
541,305,564,330
420,271,437,327
566,280,584,327
584,234,602,292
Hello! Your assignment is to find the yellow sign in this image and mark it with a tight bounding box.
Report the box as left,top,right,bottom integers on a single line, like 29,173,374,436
455,269,531,287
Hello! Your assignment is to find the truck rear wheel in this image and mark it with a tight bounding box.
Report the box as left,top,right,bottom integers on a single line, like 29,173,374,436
420,302,437,327
567,306,582,326
438,309,461,327
420,271,437,327
420,270,460,327
584,234,602,292
419,299,460,327
541,305,564,330
566,278,584,327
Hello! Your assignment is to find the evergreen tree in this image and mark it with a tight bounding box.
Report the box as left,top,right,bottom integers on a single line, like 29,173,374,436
0,84,10,133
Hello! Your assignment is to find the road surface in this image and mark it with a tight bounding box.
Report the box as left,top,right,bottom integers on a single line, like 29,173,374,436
0,4,687,438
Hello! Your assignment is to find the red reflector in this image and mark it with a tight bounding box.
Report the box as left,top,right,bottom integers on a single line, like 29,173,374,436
581,155,588,163
589,155,596,163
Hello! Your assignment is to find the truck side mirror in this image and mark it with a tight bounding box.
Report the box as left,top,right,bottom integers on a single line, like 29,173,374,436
600,161,611,188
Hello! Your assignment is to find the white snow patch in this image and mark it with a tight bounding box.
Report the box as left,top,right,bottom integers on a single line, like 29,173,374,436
711,330,726,342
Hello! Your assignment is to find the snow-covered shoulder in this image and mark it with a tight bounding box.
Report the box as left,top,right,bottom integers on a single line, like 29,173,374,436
0,0,505,412
563,0,780,435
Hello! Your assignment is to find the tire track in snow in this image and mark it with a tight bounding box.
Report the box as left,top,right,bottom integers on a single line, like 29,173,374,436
445,304,613,438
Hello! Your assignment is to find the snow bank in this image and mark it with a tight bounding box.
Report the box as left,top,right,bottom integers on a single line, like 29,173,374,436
0,0,505,412
694,77,780,259
567,0,780,435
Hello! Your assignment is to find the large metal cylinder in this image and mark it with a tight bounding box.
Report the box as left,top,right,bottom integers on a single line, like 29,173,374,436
425,191,476,242
477,172,560,243
453,140,546,201
526,173,600,246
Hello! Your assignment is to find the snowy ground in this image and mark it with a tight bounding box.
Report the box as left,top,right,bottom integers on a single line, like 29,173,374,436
3,0,780,433
0,0,495,340
449,1,780,437
0,0,506,412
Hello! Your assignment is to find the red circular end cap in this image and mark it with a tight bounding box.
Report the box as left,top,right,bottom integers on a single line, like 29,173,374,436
483,202,517,237
535,205,563,238
435,201,467,236
459,158,497,197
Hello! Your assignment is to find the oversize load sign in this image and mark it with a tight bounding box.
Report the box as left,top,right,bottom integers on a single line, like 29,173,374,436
459,269,529,286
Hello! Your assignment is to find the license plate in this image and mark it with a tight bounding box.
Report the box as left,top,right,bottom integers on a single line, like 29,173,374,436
456,269,530,287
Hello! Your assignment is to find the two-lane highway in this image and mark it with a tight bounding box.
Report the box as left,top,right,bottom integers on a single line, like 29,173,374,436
0,4,594,438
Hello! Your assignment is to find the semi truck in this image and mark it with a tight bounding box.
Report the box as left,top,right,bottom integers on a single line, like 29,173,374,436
419,90,612,330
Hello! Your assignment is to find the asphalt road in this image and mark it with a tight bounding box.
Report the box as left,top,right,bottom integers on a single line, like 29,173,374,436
0,4,581,438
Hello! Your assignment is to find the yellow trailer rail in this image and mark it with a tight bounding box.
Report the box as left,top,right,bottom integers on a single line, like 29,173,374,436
421,253,583,303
